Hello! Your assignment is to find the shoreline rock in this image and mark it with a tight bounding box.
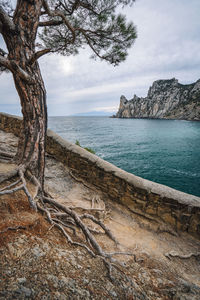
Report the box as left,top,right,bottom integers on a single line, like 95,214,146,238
114,78,200,121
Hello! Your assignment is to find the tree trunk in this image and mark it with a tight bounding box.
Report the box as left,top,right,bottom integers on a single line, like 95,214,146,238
4,0,47,188
13,64,47,188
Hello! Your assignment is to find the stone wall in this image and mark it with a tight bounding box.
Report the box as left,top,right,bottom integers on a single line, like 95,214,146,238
1,112,200,239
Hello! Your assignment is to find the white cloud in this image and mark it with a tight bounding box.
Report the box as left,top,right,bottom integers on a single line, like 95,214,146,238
41,54,74,78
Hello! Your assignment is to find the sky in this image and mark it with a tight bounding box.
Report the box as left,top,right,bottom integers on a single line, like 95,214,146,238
0,0,200,116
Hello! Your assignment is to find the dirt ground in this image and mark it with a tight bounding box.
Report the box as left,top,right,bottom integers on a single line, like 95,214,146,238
0,129,200,299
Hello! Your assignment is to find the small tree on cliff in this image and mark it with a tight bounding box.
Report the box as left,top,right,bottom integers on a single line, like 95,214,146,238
0,0,137,204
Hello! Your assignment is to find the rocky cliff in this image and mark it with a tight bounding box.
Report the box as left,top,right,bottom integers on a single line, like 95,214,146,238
115,78,200,120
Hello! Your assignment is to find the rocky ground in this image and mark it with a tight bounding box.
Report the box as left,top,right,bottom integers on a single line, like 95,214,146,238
0,130,200,299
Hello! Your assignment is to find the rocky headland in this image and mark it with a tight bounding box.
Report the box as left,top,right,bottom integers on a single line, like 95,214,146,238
114,78,200,120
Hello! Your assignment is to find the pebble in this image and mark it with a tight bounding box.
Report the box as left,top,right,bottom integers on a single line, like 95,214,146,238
32,246,46,258
17,277,27,284
18,286,32,297
110,290,117,297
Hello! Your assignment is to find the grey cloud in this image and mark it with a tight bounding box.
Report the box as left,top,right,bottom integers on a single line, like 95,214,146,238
1,0,200,116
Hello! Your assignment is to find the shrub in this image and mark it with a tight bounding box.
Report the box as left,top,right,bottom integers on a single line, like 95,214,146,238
75,140,96,154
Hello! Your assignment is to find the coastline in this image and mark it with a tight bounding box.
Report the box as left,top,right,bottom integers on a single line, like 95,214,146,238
110,115,200,121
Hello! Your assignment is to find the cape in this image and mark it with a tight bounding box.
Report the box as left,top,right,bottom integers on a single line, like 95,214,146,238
114,78,200,121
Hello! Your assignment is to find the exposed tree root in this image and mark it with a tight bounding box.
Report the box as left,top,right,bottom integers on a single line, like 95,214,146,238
0,168,137,281
0,184,24,195
0,166,38,210
51,218,77,236
54,222,96,257
41,196,137,280
69,206,105,212
0,179,21,192
19,168,38,211
37,202,96,257
87,226,104,234
80,213,119,245
165,251,200,260
43,197,112,255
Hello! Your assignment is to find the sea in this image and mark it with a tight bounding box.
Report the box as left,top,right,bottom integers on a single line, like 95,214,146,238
48,117,200,197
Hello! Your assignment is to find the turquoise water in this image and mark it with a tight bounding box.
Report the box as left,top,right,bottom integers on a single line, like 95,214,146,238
48,117,200,197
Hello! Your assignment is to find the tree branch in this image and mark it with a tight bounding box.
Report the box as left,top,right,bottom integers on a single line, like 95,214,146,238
39,19,63,27
42,0,76,43
0,5,16,34
78,1,102,15
28,48,51,65
9,60,35,83
0,56,34,83
79,29,105,60
0,48,7,56
0,54,12,71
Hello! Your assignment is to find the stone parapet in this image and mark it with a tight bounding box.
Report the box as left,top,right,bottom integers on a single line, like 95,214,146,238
0,112,22,136
1,112,200,239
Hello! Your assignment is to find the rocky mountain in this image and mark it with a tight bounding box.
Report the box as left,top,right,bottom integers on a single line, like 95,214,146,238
114,78,200,121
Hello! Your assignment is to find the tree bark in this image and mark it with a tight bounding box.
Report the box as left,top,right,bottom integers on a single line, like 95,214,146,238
3,0,47,188
13,63,47,188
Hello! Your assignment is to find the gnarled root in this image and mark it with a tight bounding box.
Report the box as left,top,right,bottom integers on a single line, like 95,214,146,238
0,165,38,211
41,196,136,281
80,213,119,245
0,169,137,282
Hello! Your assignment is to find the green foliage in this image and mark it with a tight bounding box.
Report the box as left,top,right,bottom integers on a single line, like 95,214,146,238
75,140,96,154
39,0,137,66
84,147,96,154
75,140,81,146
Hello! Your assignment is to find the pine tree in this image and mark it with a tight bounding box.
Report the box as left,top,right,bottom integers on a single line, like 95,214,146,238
0,0,137,202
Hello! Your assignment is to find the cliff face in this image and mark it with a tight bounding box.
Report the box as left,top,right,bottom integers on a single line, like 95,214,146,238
115,78,200,120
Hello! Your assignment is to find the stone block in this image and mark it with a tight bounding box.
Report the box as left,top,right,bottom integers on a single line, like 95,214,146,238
145,205,157,216
161,213,176,227
180,213,191,225
148,193,161,203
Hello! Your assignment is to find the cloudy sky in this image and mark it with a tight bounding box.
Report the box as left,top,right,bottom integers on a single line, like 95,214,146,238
0,0,200,116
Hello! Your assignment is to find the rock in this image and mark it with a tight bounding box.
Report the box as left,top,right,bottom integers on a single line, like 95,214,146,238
17,277,27,284
109,290,117,297
7,243,15,256
46,274,59,288
15,286,32,297
32,245,46,258
115,78,200,121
